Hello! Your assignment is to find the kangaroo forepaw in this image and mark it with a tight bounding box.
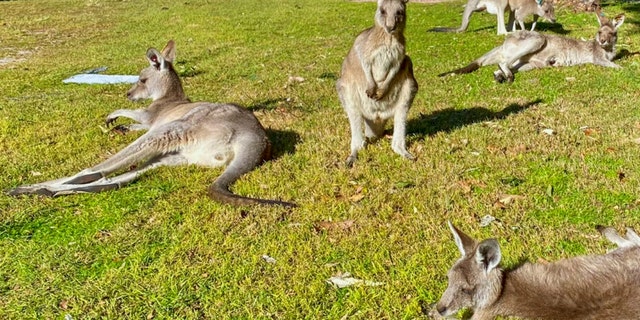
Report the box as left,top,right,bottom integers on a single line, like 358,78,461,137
105,116,118,127
111,124,130,134
365,86,378,99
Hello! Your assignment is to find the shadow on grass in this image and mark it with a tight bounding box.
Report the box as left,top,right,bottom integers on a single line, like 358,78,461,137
408,99,542,138
265,129,300,160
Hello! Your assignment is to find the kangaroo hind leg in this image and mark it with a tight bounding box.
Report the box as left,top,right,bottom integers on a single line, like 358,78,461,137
494,32,545,83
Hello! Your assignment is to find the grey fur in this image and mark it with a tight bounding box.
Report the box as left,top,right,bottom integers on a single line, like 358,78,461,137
7,40,295,207
434,222,640,320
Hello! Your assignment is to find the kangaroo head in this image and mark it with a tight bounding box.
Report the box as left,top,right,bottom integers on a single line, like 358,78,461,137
436,222,503,318
127,40,184,102
375,0,408,34
595,12,624,49
537,1,556,24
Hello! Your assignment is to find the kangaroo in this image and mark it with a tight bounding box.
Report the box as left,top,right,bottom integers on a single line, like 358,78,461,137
7,40,295,207
336,0,418,167
439,8,624,83
434,222,640,320
508,0,556,31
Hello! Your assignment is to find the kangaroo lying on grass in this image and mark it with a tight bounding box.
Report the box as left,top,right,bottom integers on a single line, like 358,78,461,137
439,9,624,83
508,0,556,31
336,0,418,167
434,0,555,35
434,222,640,319
8,40,295,207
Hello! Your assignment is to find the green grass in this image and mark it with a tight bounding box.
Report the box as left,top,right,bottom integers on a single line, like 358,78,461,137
1,0,640,318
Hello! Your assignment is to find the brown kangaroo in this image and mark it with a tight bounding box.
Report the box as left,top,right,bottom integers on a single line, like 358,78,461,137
336,0,418,167
7,40,295,207
434,222,640,319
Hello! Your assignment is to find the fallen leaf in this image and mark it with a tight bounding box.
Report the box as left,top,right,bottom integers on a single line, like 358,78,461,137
326,272,384,289
349,193,365,202
542,128,555,135
59,300,69,310
494,194,525,209
480,215,496,227
262,254,276,264
314,220,355,232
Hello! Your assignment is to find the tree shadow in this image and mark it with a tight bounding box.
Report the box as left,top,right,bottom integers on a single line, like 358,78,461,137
408,99,542,138
265,129,300,160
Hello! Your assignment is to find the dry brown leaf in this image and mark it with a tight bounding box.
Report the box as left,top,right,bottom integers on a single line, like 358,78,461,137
494,194,525,209
314,220,355,232
349,193,365,202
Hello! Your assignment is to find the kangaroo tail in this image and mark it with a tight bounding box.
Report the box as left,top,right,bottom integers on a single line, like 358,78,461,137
438,61,481,77
208,181,297,208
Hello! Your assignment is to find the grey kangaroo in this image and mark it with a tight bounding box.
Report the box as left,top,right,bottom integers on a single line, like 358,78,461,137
435,0,554,35
508,0,556,31
7,40,295,207
336,0,418,167
439,9,624,83
434,222,640,319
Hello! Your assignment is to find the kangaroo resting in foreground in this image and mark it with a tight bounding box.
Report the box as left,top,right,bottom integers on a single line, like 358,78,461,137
434,222,640,319
439,9,624,83
7,40,295,207
336,0,418,167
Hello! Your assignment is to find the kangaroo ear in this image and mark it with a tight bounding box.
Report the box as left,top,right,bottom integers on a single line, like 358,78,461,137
612,14,625,30
161,40,176,63
476,239,501,273
448,221,477,257
146,48,166,71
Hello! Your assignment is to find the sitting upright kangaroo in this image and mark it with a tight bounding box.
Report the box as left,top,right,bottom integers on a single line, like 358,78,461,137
8,40,295,207
336,0,418,167
439,8,624,83
434,222,640,319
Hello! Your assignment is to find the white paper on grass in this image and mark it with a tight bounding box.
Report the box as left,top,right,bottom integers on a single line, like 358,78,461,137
63,74,139,84
326,272,384,289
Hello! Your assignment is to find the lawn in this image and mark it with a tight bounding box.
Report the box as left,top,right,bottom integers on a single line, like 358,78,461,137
1,0,640,318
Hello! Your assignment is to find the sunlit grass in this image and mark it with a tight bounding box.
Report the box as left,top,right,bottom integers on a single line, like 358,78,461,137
1,0,640,318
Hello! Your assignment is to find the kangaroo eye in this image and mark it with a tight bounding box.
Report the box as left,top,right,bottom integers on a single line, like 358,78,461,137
380,9,386,15
140,78,147,84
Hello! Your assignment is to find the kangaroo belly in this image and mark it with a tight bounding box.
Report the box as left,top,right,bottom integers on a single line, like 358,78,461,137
356,84,403,121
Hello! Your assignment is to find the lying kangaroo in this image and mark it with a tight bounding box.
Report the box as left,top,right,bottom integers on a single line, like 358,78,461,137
439,9,624,83
336,0,418,167
434,222,640,319
508,0,556,31
7,40,295,207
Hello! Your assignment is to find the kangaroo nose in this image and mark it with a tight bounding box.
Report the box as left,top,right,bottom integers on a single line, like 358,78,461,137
436,304,448,315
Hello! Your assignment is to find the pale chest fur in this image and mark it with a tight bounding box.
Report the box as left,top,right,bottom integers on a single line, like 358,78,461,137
365,37,405,84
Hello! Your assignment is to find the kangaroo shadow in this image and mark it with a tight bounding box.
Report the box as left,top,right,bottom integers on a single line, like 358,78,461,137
538,22,569,35
408,99,542,138
616,48,640,61
265,129,300,160
247,98,291,112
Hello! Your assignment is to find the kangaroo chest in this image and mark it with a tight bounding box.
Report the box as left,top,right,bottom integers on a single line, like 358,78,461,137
367,40,404,83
